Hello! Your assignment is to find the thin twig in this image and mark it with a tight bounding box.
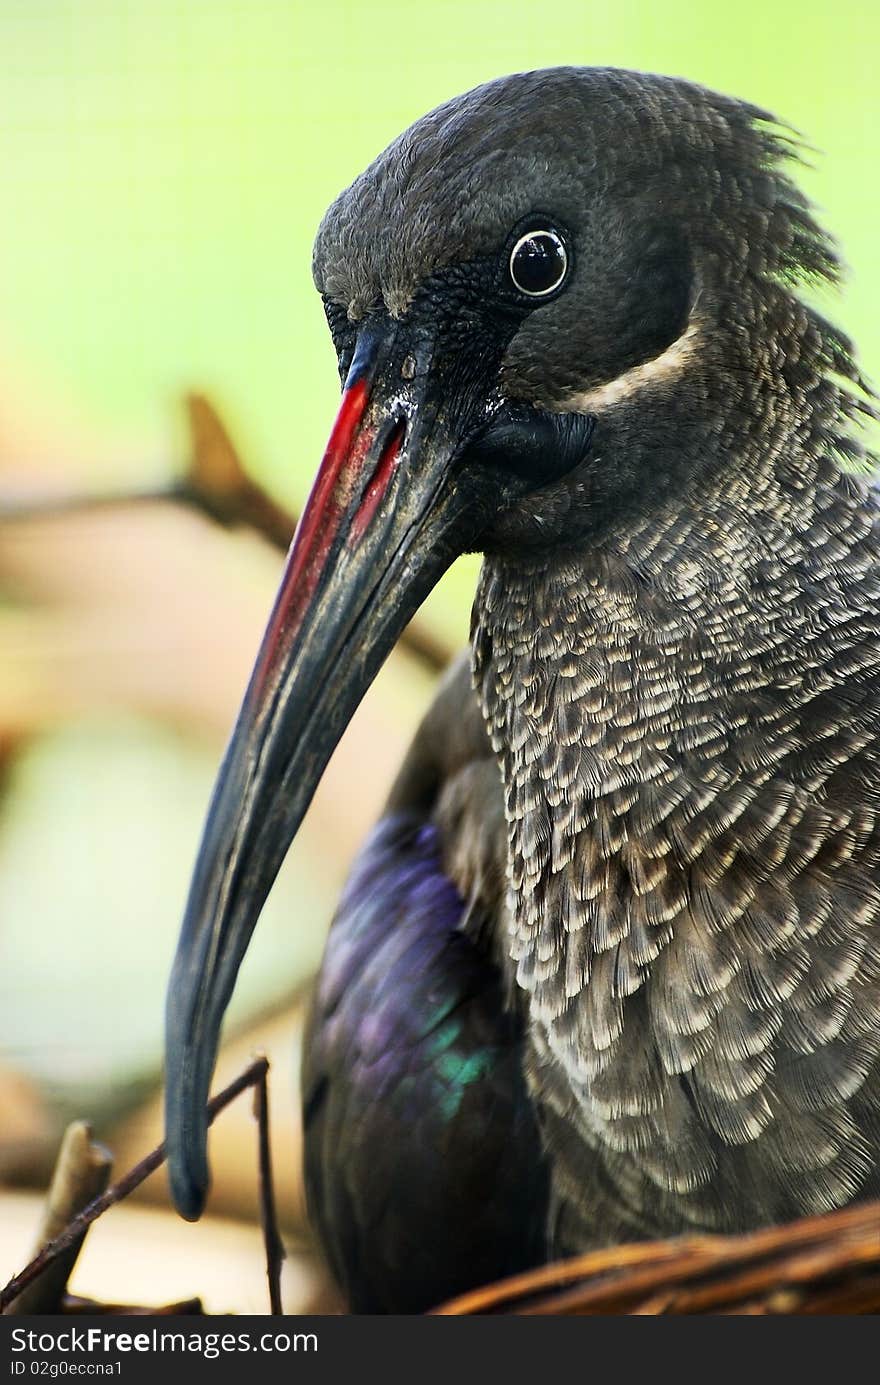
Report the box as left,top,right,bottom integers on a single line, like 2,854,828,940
253,1060,285,1315
0,1056,270,1314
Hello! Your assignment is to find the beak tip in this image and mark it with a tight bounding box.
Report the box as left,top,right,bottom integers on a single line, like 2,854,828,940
164,1001,211,1222
165,1121,210,1222
171,1175,208,1223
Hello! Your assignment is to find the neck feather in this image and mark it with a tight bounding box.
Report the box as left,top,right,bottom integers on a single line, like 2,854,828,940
475,449,880,980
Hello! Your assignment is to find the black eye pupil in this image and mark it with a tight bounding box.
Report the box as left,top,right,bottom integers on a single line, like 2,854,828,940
509,230,567,296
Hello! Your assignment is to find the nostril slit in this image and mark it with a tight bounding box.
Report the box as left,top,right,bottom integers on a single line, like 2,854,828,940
352,418,406,542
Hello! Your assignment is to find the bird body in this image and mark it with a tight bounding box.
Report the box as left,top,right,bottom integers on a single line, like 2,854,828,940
474,475,880,1249
165,67,880,1312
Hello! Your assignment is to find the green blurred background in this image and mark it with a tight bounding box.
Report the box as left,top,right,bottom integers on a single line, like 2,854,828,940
0,0,878,1310
2,0,878,620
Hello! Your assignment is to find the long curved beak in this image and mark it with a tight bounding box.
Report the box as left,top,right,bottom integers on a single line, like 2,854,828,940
164,317,499,1219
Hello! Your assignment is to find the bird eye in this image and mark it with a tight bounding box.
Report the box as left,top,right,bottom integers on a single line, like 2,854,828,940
508,229,568,298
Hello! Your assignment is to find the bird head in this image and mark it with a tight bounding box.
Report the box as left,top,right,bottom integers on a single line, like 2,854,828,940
165,66,848,1219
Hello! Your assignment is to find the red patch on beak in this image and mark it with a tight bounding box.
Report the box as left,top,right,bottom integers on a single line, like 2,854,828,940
351,419,405,544
253,382,403,697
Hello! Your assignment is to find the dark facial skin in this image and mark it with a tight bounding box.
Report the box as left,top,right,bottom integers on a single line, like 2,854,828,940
323,226,601,528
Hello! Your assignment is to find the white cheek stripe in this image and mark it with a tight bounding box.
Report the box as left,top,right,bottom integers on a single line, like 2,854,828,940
560,318,702,412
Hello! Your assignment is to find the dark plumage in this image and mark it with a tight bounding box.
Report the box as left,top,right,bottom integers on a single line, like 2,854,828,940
303,814,547,1313
165,67,880,1312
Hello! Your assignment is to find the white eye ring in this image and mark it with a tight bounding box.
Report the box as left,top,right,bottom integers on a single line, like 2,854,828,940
508,228,568,297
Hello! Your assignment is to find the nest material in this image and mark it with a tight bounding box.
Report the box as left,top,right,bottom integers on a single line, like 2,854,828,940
436,1199,880,1314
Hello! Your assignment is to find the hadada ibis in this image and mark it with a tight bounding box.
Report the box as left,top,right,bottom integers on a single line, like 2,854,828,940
164,67,880,1312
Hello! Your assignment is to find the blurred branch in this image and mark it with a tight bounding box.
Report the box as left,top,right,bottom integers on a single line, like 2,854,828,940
0,392,452,674
0,482,178,522
6,1121,112,1314
179,393,299,550
0,1056,282,1316
434,1198,880,1315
